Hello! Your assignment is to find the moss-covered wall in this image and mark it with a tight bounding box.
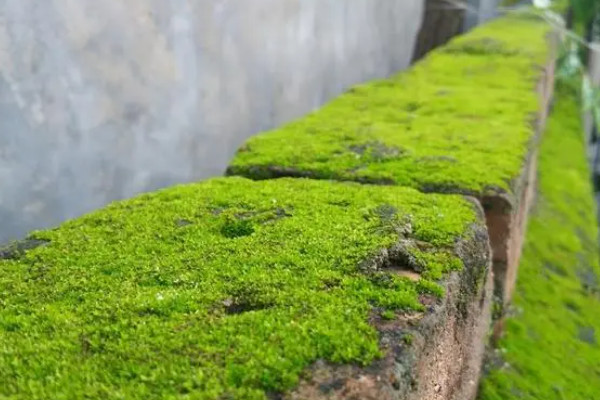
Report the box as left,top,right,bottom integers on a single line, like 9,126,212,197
1,8,596,400
0,177,483,399
479,82,600,399
227,13,552,198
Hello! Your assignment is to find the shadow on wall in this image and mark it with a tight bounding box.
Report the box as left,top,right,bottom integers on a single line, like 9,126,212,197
412,0,503,63
413,0,466,61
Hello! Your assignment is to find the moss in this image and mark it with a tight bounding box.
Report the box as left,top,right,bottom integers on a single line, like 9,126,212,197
478,82,600,399
0,177,480,400
381,310,397,320
444,12,550,61
228,13,552,197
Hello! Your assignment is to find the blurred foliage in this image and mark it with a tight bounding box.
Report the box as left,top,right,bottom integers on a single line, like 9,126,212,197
571,0,600,26
551,0,600,127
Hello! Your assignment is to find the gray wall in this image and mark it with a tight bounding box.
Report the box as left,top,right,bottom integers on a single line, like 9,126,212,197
0,0,425,244
464,0,501,30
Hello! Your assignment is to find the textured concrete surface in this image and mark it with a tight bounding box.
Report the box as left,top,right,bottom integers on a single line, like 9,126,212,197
464,0,501,30
0,0,425,243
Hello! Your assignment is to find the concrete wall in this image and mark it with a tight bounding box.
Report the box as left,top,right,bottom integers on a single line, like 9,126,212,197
464,0,501,30
0,0,425,244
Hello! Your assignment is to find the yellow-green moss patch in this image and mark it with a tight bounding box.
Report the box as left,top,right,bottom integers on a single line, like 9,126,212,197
0,177,480,400
479,82,600,399
228,13,552,197
444,11,550,61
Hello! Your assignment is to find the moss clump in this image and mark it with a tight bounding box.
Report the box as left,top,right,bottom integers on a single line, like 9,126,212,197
228,13,552,197
0,177,479,400
478,82,600,399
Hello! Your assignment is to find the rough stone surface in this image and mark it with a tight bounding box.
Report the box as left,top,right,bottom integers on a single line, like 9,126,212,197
485,42,557,308
0,238,49,260
287,215,492,400
0,0,425,244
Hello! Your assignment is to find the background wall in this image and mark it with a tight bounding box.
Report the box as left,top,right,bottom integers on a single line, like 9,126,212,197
0,0,425,243
464,0,502,30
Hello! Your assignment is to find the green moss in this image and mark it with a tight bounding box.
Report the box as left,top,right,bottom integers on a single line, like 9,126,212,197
444,12,550,61
0,177,479,400
228,13,552,197
478,82,600,399
381,310,397,320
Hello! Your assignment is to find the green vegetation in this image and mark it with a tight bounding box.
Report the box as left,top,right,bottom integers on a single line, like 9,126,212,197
0,177,480,400
570,0,600,27
228,14,551,197
478,82,600,399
